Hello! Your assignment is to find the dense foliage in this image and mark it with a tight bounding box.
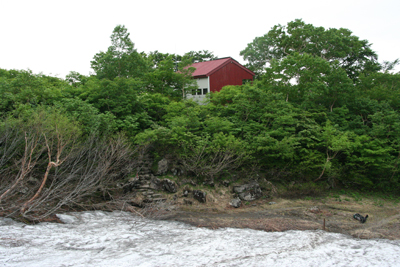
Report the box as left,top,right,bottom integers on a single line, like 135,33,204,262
1,20,400,219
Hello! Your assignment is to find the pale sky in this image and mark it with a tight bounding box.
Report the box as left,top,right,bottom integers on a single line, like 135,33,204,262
1,0,399,78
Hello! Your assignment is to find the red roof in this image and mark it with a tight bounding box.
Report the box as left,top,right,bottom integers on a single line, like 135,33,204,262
190,57,255,78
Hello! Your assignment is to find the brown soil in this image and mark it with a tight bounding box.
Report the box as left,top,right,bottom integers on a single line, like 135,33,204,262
3,185,399,240
155,189,400,240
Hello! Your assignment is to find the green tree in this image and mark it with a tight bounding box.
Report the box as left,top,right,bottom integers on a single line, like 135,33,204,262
357,72,400,110
315,120,357,183
91,25,149,80
144,56,196,98
53,98,117,135
183,50,217,63
262,53,354,111
147,51,182,69
240,19,380,79
65,71,89,87
0,69,68,115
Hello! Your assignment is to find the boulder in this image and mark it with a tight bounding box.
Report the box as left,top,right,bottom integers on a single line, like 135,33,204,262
229,198,241,208
193,190,207,203
233,182,263,201
156,159,169,175
182,190,190,197
149,177,162,190
162,179,177,193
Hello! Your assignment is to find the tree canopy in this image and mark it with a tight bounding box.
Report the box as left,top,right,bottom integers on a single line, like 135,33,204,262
240,19,381,79
91,25,149,80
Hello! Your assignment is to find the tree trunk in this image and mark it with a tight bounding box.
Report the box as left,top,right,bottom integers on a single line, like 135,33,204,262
21,162,54,213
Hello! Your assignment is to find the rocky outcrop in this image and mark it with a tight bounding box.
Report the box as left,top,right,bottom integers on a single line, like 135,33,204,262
124,174,162,193
162,179,177,193
229,198,241,208
182,189,190,197
136,154,154,175
193,190,207,203
156,159,169,176
122,174,173,204
233,182,263,201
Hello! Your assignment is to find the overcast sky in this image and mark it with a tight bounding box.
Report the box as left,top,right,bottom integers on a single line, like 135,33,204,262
1,0,399,78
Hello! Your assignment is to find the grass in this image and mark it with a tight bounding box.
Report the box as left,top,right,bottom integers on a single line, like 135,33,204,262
331,194,341,202
321,188,400,209
350,192,363,202
374,198,384,207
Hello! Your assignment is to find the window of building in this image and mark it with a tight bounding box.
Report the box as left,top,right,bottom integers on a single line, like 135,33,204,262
192,88,208,95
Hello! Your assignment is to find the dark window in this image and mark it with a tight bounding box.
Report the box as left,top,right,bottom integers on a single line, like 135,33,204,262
203,88,208,95
197,89,202,95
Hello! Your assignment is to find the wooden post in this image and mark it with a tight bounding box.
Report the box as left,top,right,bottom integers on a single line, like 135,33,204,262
323,218,326,230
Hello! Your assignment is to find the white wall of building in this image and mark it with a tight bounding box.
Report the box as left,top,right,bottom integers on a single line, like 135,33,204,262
186,77,209,103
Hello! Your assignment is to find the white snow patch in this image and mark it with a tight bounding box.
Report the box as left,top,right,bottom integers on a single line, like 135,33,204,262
56,214,78,224
1,211,400,267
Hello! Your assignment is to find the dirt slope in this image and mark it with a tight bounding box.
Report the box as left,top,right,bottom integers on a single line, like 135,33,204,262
158,191,400,240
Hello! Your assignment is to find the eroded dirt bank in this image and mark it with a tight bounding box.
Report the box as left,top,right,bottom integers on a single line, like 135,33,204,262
157,195,400,240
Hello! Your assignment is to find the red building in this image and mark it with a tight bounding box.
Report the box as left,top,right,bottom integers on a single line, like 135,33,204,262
188,57,255,100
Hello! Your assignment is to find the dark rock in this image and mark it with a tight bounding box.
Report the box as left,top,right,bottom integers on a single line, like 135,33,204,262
162,179,178,193
233,183,252,194
182,190,190,197
123,175,161,193
233,182,263,201
229,198,241,208
238,191,261,201
193,190,207,203
149,177,162,190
